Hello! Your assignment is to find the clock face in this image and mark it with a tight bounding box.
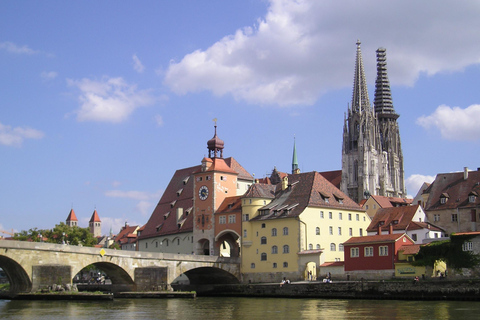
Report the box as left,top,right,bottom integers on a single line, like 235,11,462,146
199,185,209,200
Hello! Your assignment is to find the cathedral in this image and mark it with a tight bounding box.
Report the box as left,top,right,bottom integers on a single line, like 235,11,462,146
341,41,406,203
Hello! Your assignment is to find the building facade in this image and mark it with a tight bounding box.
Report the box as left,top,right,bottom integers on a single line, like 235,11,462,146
341,41,406,203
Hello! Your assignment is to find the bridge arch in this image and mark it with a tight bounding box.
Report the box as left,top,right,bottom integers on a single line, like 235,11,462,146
215,229,240,257
0,255,31,293
183,266,240,285
73,261,134,291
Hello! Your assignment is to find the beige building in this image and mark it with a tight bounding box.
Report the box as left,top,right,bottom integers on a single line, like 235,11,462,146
241,172,370,283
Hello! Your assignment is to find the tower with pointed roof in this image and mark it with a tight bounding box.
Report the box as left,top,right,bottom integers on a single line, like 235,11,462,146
66,209,78,227
89,209,101,237
341,41,405,203
292,137,300,174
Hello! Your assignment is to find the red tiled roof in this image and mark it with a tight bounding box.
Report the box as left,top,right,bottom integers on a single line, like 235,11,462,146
250,171,362,222
243,183,276,199
216,196,242,214
319,170,342,189
89,210,101,222
320,261,344,267
452,231,480,236
366,205,421,233
343,233,406,245
370,195,412,208
425,169,480,211
66,209,78,222
298,249,323,255
224,157,254,181
399,244,421,255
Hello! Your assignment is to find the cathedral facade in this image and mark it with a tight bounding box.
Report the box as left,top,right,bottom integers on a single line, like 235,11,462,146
341,41,406,203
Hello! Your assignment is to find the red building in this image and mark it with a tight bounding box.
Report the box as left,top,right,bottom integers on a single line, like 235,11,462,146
343,232,415,278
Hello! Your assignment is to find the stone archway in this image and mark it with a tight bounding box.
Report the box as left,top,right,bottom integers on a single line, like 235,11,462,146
0,255,32,293
215,230,240,258
73,261,135,293
196,238,210,255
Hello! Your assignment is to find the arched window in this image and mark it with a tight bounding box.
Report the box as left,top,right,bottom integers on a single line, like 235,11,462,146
316,244,320,250
309,243,313,250
273,263,277,268
330,243,336,251
261,253,267,261
283,262,288,268
261,236,267,244
283,227,289,236
251,263,255,269
272,245,278,254
316,227,320,235
272,228,277,236
283,245,290,254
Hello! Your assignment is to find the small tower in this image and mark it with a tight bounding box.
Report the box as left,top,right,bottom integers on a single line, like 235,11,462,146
207,118,224,159
89,209,101,237
66,209,78,227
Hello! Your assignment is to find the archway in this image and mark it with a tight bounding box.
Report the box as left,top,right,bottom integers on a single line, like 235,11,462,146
305,261,317,281
0,255,32,293
215,230,240,257
196,239,210,255
183,267,239,285
74,262,135,293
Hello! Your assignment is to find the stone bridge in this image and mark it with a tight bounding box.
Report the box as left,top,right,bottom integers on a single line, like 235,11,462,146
0,240,240,293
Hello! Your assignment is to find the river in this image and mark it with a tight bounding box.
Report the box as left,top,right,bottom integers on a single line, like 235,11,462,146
1,297,480,319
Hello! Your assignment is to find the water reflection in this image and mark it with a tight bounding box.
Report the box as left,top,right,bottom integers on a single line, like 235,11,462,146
1,297,480,320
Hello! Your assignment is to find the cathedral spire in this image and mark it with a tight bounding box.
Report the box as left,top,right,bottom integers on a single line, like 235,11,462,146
351,40,371,113
374,48,398,119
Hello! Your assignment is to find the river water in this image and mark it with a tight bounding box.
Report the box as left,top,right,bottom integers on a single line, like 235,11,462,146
1,297,480,319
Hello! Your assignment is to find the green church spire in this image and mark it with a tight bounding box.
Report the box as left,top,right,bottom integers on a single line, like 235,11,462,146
292,137,299,174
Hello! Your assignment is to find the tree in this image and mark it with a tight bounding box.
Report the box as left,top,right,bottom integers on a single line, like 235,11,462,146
14,223,98,247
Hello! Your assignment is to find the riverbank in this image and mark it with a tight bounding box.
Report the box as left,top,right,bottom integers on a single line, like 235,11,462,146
176,279,480,301
0,291,196,300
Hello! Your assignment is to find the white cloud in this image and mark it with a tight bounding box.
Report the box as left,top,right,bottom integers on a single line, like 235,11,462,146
100,217,139,235
105,189,162,217
41,71,58,81
417,104,480,141
165,0,480,106
154,114,164,127
405,174,435,198
132,54,145,73
68,76,156,123
0,122,45,147
0,41,38,55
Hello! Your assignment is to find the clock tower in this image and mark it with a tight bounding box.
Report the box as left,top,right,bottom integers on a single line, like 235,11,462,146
193,120,238,255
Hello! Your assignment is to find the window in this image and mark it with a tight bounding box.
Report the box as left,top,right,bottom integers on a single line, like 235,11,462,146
412,234,417,242
261,236,267,245
316,244,321,249
469,195,476,203
440,197,447,204
339,244,344,251
451,214,458,222
251,263,255,269
366,205,369,210
283,262,288,268
338,227,342,235
261,253,267,261
349,228,353,236
272,245,278,254
316,227,320,235
329,212,333,219
339,212,343,220
283,227,289,235
155,241,158,248
243,229,247,238
272,228,277,236
219,216,226,224
262,223,266,228
309,243,313,250
329,226,333,235
379,246,389,256
462,242,473,251
365,247,373,257
359,228,363,236
348,213,352,221
434,214,440,222
283,245,290,253
330,243,336,251
273,263,277,268
356,214,359,221
228,215,236,224
320,211,324,219
350,247,359,257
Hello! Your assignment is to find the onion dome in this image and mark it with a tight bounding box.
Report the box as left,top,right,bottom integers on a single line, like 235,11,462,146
207,120,224,158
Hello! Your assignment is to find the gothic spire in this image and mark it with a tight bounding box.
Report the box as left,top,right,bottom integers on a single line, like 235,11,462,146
351,40,371,113
374,48,398,119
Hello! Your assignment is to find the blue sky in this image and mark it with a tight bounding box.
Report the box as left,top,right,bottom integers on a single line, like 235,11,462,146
1,0,480,236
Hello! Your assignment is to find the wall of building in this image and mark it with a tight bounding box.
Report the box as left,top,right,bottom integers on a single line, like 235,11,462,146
138,232,194,255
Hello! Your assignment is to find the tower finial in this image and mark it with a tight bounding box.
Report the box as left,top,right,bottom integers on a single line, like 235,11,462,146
292,136,299,174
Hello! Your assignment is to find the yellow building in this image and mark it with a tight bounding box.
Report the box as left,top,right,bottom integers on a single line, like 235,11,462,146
241,171,370,283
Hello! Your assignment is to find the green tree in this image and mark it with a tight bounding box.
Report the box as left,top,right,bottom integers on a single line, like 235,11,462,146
14,223,98,247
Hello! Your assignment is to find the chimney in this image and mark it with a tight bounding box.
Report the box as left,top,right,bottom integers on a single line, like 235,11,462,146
377,225,382,235
176,207,183,223
464,167,469,180
389,224,393,234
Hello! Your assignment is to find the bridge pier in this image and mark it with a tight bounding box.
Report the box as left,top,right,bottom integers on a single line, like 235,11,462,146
134,267,169,291
32,265,71,292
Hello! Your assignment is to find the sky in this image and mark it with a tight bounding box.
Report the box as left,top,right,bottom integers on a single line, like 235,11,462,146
1,0,480,236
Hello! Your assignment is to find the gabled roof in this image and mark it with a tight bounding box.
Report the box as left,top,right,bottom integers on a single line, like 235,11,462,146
114,225,139,244
425,169,480,211
407,221,443,232
89,210,101,222
243,183,276,199
216,196,242,214
343,233,408,245
250,171,361,221
369,195,412,208
224,157,253,181
399,244,421,255
318,170,342,189
367,205,421,233
66,209,78,222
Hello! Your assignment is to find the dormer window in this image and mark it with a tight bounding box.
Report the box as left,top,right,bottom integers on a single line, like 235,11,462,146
440,193,449,204
320,192,330,203
334,194,344,204
469,192,478,203
170,200,177,208
176,189,183,197
183,176,190,185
